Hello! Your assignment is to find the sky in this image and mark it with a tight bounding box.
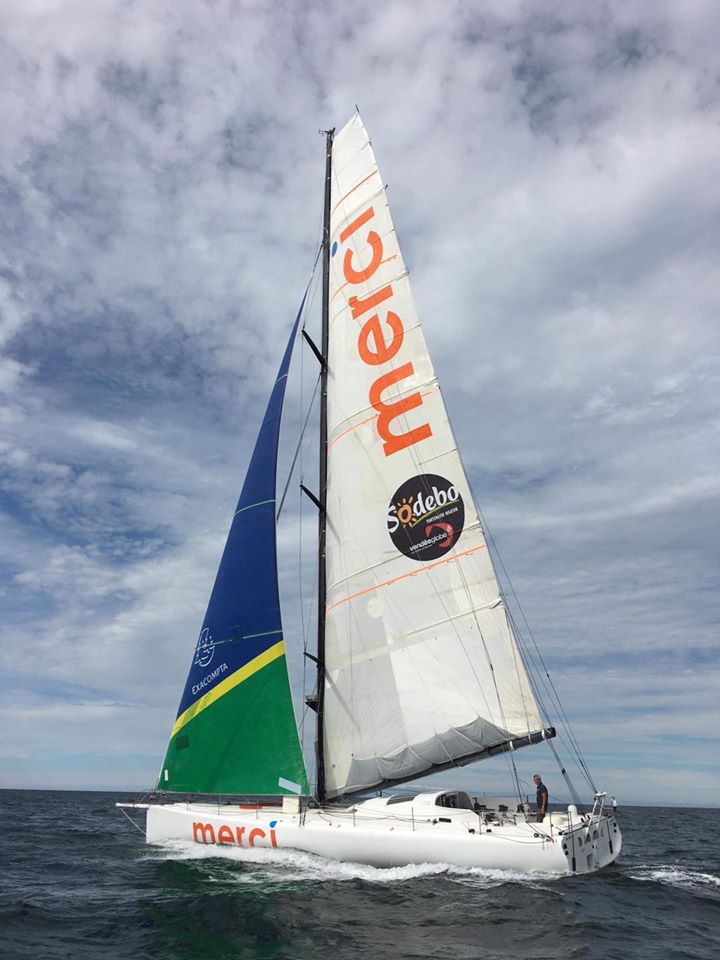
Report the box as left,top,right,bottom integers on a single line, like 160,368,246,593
1,0,718,807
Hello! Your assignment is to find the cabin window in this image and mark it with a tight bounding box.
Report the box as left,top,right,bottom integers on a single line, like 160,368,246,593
438,791,473,810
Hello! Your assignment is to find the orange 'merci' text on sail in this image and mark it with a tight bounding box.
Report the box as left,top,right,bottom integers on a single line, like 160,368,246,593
338,205,432,457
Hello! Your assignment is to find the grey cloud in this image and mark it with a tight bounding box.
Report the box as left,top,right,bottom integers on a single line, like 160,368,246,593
0,0,718,804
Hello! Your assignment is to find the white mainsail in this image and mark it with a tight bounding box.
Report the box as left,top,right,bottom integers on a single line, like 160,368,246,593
323,115,543,799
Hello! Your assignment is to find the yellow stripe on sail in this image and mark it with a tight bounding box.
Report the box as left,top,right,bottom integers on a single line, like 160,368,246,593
171,641,286,738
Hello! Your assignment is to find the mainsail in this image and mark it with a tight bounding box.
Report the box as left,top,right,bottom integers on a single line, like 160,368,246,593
157,304,308,796
322,116,545,799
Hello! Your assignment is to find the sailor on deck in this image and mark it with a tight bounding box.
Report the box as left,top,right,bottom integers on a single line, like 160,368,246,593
533,774,548,822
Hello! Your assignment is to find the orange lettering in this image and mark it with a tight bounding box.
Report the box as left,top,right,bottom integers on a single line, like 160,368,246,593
236,826,246,845
349,285,393,321
217,825,234,845
344,231,383,284
358,311,404,365
340,206,374,243
369,364,433,456
192,822,216,844
248,828,266,847
343,205,433,455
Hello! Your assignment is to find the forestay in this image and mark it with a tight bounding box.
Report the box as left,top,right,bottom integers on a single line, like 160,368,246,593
323,115,543,799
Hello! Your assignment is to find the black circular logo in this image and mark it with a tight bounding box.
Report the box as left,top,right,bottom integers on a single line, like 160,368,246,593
387,473,465,562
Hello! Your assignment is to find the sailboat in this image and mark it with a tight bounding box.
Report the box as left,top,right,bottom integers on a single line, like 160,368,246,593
118,115,621,875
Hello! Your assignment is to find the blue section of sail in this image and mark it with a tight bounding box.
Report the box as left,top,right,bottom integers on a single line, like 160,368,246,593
175,297,305,720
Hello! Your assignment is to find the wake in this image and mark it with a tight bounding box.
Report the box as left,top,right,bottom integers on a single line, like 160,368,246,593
143,839,563,887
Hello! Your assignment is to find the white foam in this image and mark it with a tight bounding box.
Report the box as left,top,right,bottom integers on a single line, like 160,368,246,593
629,866,720,891
446,866,563,888
143,840,562,886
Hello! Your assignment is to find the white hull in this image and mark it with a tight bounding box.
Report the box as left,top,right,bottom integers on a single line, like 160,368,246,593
134,792,621,876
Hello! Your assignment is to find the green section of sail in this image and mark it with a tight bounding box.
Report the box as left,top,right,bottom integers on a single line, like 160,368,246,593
158,654,308,795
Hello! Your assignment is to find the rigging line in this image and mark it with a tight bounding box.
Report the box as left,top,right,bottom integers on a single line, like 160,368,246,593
454,558,524,806
504,609,562,734
540,722,590,796
297,244,323,336
117,805,146,836
556,736,596,795
276,374,321,520
548,737,584,808
311,228,324,276
506,609,572,748
470,503,554,729
475,502,596,792
505,609,559,736
505,608,595,795
455,559,508,724
505,611,552,722
509,614,597,795
479,507,584,756
447,515,535,746
275,245,322,524
554,759,584,811
507,617,538,746
524,708,595,800
303,258,324,332
464,489,591,798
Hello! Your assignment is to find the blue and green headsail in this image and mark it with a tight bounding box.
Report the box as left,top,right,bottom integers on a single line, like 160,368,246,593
157,302,309,796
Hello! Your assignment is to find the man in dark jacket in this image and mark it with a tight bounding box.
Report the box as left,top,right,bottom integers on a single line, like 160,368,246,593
533,774,548,822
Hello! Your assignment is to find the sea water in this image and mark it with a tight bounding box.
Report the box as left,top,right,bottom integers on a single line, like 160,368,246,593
1,790,718,960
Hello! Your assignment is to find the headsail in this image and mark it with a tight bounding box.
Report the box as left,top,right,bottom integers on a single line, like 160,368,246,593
158,304,309,796
322,115,545,799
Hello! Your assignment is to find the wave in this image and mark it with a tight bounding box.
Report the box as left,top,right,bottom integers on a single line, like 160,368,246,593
628,865,720,894
142,840,564,887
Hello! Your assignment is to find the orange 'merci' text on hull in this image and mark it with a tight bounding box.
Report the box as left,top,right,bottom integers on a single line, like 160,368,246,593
338,204,433,457
192,820,279,848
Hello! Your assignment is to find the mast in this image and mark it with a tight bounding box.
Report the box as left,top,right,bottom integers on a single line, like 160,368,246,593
316,127,334,804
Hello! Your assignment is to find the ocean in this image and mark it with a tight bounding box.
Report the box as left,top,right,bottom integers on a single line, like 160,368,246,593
1,790,718,960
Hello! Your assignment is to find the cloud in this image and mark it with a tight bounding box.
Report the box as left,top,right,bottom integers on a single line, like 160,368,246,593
1,0,718,807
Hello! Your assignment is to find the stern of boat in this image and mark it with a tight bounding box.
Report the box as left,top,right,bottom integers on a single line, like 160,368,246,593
552,794,622,873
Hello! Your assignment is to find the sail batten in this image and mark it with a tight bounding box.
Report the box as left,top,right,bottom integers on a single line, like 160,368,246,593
322,114,543,799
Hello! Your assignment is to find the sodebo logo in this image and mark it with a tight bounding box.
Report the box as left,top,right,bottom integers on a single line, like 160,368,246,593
387,473,465,562
333,204,432,457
